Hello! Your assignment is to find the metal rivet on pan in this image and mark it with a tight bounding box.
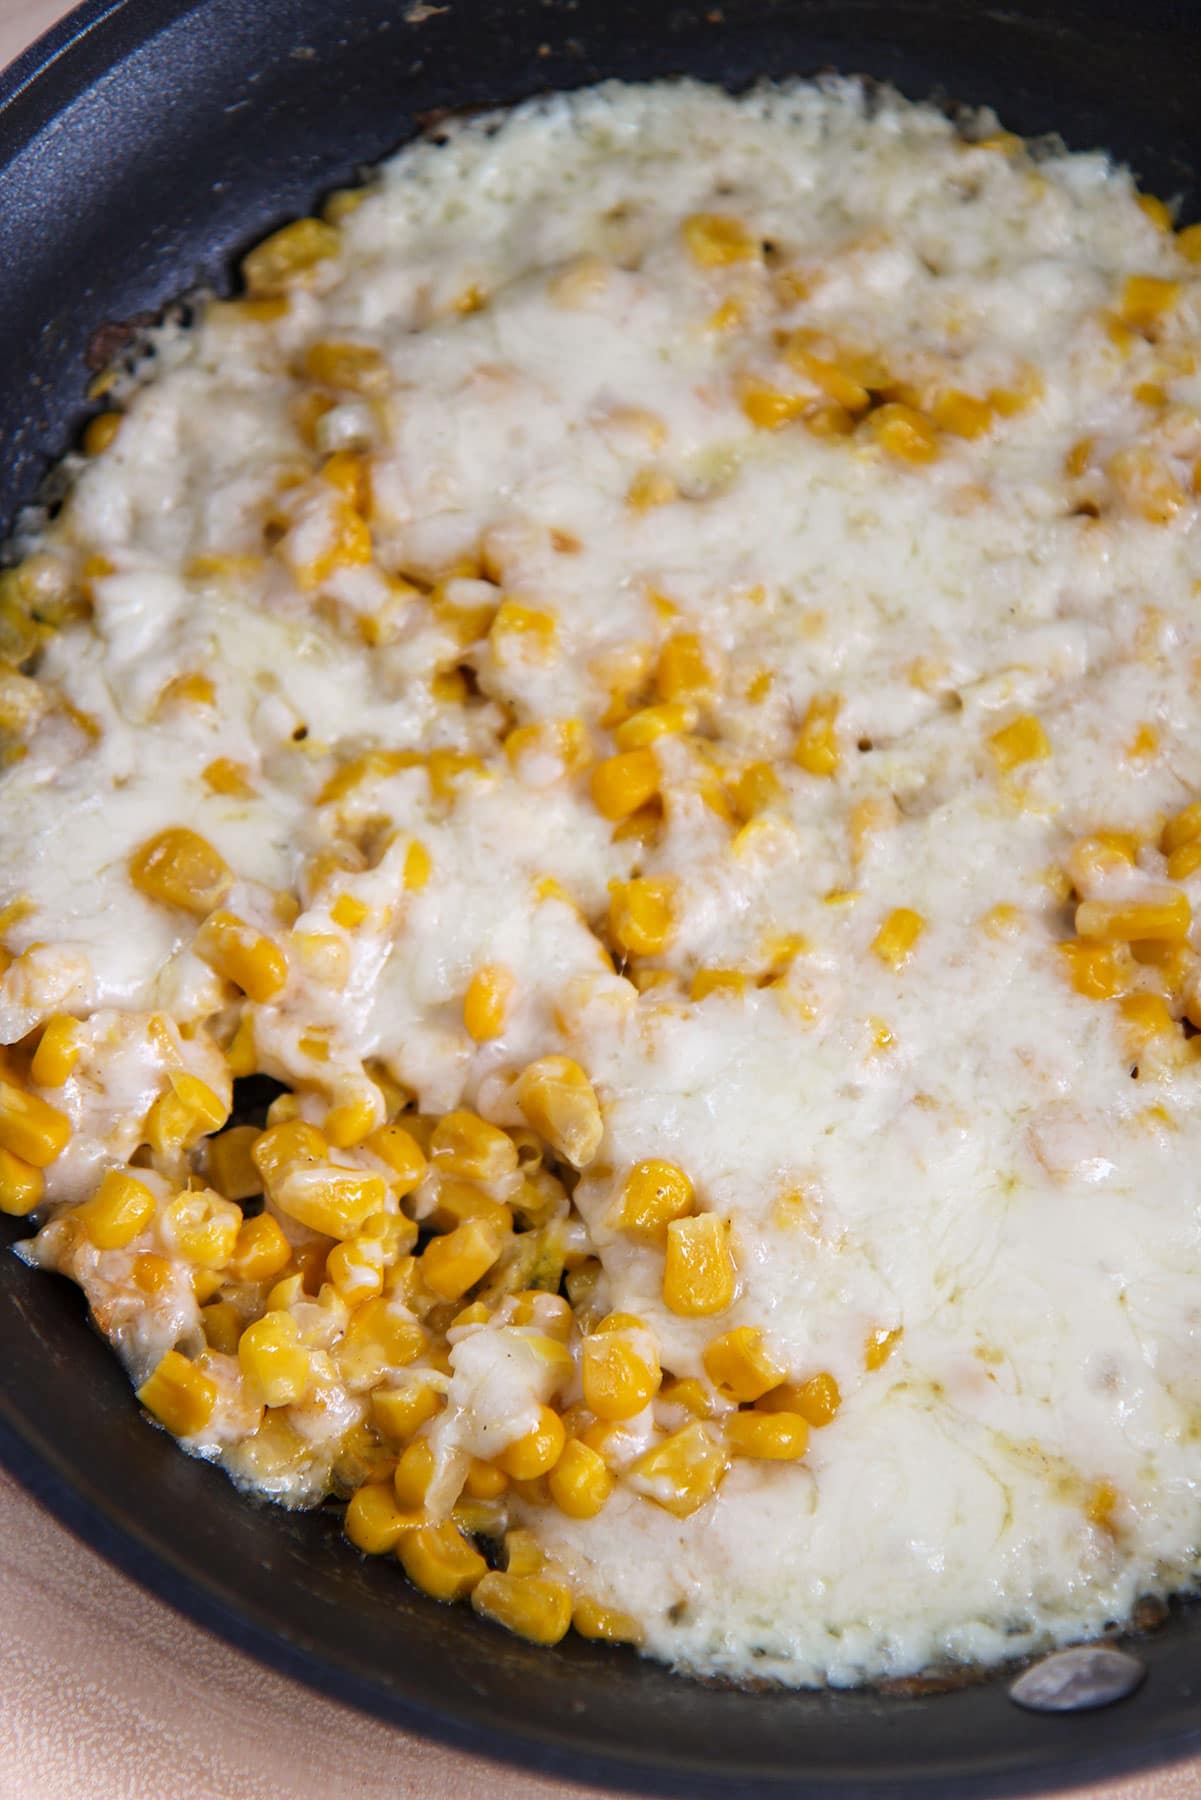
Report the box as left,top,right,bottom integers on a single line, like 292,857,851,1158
1009,1645,1146,1713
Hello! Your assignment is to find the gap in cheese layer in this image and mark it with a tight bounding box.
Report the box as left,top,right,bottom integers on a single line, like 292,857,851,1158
5,78,1201,1687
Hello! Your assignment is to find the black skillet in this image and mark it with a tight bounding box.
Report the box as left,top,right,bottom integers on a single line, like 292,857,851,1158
3,0,1201,1791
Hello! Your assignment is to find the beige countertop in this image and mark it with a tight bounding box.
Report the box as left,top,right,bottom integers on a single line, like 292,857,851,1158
1,1,1200,1793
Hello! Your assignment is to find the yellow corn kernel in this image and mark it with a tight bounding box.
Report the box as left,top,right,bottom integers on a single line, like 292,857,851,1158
337,1297,427,1387
30,1016,79,1088
472,1571,573,1646
392,1434,437,1509
1138,193,1173,232
730,761,783,821
702,1327,783,1403
226,1212,291,1284
207,1125,263,1203
590,749,661,822
608,877,676,957
1163,803,1201,855
504,717,591,780
463,963,514,1042
345,1481,418,1555
726,1409,810,1461
304,339,388,395
277,1163,387,1240
612,804,664,853
690,968,750,1001
202,757,255,800
794,693,841,777
321,449,371,515
582,1330,661,1421
629,1421,727,1517
148,1069,230,1159
131,1251,172,1295
988,714,1050,772
1076,894,1190,943
871,907,925,971
83,410,122,455
254,1115,346,1188
371,1382,444,1444
330,892,369,930
1168,843,1201,881
129,827,231,915
663,1213,736,1317
326,1235,386,1306
429,1181,513,1237
659,1376,714,1419
1108,445,1184,522
547,1439,616,1519
0,1075,70,1168
866,1325,903,1371
930,389,994,440
739,377,807,430
463,1457,509,1501
136,1349,217,1438
655,632,715,704
156,672,216,713
1131,936,1193,988
514,1056,603,1170
324,1097,378,1150
780,335,872,413
243,217,340,295
398,1522,487,1602
682,212,757,266
191,1267,225,1305
760,1371,842,1427
867,403,940,463
364,1122,427,1196
503,1527,545,1577
1120,273,1181,330
1066,830,1141,888
161,1188,242,1268
1178,222,1201,262
359,1209,418,1265
1064,436,1095,480
616,1159,695,1242
319,748,421,804
1057,940,1129,1000
613,702,695,751
450,1492,510,1535
421,1219,504,1301
199,1298,241,1356
1119,992,1178,1049
238,1311,311,1406
625,465,677,510
0,1146,43,1217
497,1406,566,1480
225,1012,256,1080
430,1109,519,1182
74,1168,156,1249
195,911,288,1003
573,1597,643,1644
803,400,857,438
490,600,558,662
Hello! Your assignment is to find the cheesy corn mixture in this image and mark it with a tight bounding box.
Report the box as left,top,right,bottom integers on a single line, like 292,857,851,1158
5,80,1201,1685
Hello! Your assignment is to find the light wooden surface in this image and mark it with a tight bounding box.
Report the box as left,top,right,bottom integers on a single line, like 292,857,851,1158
1,1,1200,1794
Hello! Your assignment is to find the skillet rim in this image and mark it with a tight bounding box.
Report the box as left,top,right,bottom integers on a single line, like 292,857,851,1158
3,1,1201,1791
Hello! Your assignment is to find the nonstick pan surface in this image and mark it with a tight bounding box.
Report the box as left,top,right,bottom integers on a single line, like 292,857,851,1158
3,1,1201,1791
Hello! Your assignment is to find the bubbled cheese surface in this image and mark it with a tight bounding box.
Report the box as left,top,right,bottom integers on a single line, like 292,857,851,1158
8,78,1201,1686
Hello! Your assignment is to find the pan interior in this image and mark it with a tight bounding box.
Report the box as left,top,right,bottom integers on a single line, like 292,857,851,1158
3,0,1201,1789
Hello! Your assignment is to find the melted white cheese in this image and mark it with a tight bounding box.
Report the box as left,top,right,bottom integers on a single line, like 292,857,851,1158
8,78,1201,1687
